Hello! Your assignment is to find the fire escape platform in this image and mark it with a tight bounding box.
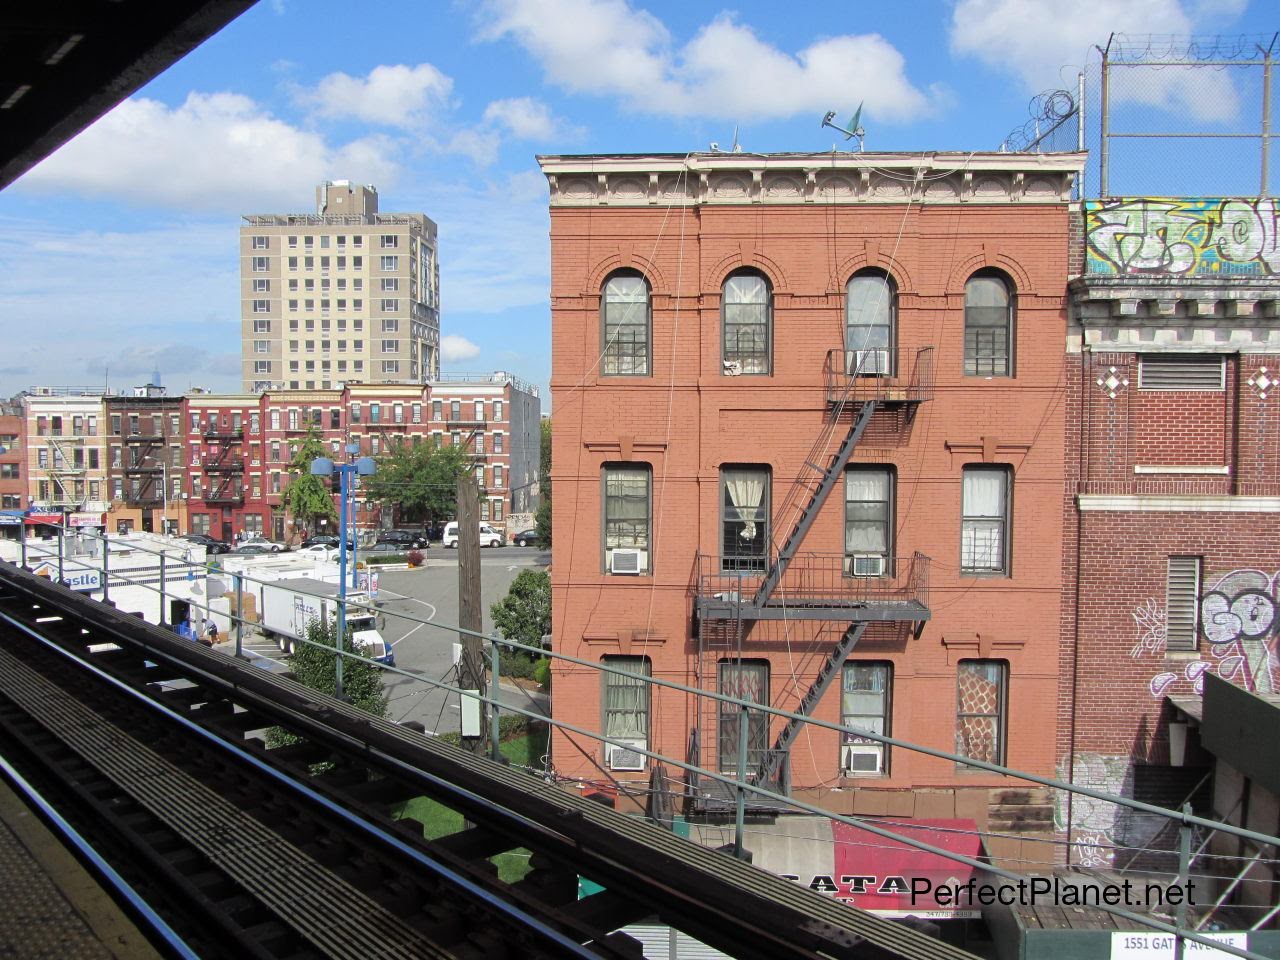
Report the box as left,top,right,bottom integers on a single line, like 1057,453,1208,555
823,347,934,408
696,597,930,622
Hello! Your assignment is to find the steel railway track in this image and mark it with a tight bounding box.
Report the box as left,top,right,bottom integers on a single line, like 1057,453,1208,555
0,562,980,960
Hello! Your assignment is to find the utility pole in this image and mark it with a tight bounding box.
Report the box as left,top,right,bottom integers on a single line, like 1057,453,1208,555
457,471,486,755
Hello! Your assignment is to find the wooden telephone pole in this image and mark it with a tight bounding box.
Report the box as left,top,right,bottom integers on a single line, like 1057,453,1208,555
457,471,486,754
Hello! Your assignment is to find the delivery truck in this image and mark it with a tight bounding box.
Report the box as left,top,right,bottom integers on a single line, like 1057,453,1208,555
258,577,394,666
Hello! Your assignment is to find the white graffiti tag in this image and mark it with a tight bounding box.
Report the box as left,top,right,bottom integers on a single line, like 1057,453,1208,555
1218,199,1280,274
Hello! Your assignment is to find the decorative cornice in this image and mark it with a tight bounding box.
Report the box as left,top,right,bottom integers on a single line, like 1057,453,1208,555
539,152,1084,208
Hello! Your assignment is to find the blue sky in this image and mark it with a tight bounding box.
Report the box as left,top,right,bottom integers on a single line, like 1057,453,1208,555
0,0,1272,403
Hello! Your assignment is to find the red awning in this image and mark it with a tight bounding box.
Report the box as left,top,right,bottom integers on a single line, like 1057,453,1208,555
831,818,985,918
25,512,62,525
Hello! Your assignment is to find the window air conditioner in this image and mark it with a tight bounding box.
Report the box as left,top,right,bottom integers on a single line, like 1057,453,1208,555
847,554,886,577
607,739,647,771
610,548,646,575
842,743,884,774
722,360,743,376
847,349,890,377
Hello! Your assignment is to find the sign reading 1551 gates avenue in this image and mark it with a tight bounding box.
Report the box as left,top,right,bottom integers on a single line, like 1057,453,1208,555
1111,931,1246,959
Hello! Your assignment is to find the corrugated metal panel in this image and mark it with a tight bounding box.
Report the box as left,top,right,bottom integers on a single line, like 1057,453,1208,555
1165,556,1201,651
621,925,733,960
1137,356,1225,391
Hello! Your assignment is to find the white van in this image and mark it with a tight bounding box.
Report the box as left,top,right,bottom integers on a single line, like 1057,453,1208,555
442,522,504,548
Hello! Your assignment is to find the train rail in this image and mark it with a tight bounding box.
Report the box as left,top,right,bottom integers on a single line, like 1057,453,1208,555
0,561,980,960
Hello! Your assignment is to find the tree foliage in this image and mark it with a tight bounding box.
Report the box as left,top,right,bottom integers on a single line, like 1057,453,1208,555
266,616,387,748
280,426,338,532
490,569,551,648
362,436,472,525
534,418,551,547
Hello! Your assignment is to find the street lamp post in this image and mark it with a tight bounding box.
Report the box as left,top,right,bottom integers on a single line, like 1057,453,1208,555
344,441,360,589
310,454,376,700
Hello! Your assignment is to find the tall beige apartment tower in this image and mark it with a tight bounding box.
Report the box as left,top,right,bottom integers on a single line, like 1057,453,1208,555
240,181,440,392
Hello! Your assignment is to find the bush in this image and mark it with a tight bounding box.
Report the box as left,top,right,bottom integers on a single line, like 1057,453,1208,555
365,553,409,565
532,657,551,690
498,647,539,680
406,549,424,566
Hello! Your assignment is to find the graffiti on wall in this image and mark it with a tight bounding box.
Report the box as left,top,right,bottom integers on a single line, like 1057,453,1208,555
1130,568,1280,700
1086,198,1280,277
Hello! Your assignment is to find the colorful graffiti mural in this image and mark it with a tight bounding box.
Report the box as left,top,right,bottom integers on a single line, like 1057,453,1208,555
1086,198,1280,277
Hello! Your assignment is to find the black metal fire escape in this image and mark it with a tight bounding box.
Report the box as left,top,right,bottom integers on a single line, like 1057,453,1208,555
690,347,934,809
122,428,165,504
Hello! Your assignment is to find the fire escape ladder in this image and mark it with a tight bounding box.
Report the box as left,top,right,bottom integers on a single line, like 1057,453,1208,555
757,622,866,790
753,399,878,609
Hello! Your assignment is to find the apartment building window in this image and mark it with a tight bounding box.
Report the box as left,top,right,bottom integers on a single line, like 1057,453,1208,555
432,400,442,420
289,361,299,372
304,257,314,270
270,441,281,462
111,479,122,500
718,660,769,775
353,259,363,271
493,400,503,421
380,234,398,248
353,361,364,372
304,236,314,248
370,403,381,424
305,279,315,292
253,279,270,292
964,271,1013,377
411,403,422,423
110,413,121,434
251,256,269,272
337,299,347,311
721,466,769,572
449,399,461,422
493,500,503,521
381,339,399,352
353,301,363,312
253,319,271,333
370,436,381,454
288,257,298,271
845,468,894,576
602,656,650,761
251,236,268,249
474,433,485,454
956,660,1007,765
475,400,485,421
1,495,20,509
603,465,650,573
380,299,399,312
336,257,347,270
320,235,330,249
321,299,330,311
253,340,270,354
254,361,271,375
846,270,897,375
381,318,399,332
601,271,650,376
493,432,503,454
288,409,299,430
961,466,1011,575
271,473,282,494
249,413,260,435
337,360,347,373
352,235,363,248
37,448,48,469
381,278,399,292
841,663,891,775
721,271,771,374
480,500,490,521
336,235,346,248
380,255,398,271
493,464,503,488
350,403,362,423
189,412,199,431
382,361,400,374
0,464,18,479
288,299,299,311
321,257,330,271
288,236,298,248
270,410,281,430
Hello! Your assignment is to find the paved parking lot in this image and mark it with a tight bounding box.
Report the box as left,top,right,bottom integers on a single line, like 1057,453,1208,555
232,546,550,736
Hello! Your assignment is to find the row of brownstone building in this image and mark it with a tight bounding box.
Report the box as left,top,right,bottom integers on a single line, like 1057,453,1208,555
540,150,1280,905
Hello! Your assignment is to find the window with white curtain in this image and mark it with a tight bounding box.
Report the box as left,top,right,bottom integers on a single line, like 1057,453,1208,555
841,662,891,775
721,466,769,572
718,660,769,775
964,272,1013,377
845,468,893,576
845,271,896,376
603,465,650,572
601,272,650,376
722,272,771,374
961,466,1010,574
602,655,651,746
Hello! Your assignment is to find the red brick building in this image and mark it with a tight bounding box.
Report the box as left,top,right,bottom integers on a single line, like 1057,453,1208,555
0,399,25,538
541,151,1084,844
1059,197,1280,868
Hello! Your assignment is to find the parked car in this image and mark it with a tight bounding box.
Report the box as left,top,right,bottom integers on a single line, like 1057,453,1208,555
374,529,429,550
240,534,287,552
295,543,347,562
231,542,277,556
180,533,232,555
301,534,353,549
511,528,539,547
442,522,504,548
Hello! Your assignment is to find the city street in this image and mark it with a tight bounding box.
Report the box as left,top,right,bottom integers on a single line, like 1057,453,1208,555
234,545,550,736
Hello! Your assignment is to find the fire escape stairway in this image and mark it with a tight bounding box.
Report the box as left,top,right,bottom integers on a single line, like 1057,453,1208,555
752,398,878,611
756,622,866,791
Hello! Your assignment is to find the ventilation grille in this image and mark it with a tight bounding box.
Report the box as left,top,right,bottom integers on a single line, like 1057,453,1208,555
1165,556,1201,651
1138,356,1225,391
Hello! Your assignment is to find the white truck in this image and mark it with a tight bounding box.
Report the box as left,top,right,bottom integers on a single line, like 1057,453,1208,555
258,578,395,666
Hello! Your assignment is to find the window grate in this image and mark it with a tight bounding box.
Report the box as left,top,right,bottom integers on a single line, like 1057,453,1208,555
1165,556,1201,651
1138,356,1225,391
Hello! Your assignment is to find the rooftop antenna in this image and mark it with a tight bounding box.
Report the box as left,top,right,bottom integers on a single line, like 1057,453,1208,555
820,102,865,152
731,125,741,153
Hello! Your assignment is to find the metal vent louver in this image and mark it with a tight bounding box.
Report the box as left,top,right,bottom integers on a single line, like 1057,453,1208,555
1165,556,1201,651
1138,356,1225,391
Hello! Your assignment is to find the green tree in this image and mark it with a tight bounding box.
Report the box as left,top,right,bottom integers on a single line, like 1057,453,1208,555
534,418,551,547
266,617,387,748
490,569,551,647
280,426,337,535
363,436,472,526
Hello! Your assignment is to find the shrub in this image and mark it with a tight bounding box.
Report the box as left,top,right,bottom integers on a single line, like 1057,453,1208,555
532,657,551,690
498,647,539,680
407,549,424,566
365,553,409,565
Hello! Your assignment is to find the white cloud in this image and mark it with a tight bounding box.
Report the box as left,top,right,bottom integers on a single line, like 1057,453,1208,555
293,63,453,129
447,128,501,166
483,97,561,140
441,334,481,362
478,0,931,122
950,0,1240,121
16,92,401,211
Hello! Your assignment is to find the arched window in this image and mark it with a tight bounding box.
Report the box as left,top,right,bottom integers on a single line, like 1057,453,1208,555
722,271,771,375
964,272,1013,377
845,270,897,375
601,271,650,376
